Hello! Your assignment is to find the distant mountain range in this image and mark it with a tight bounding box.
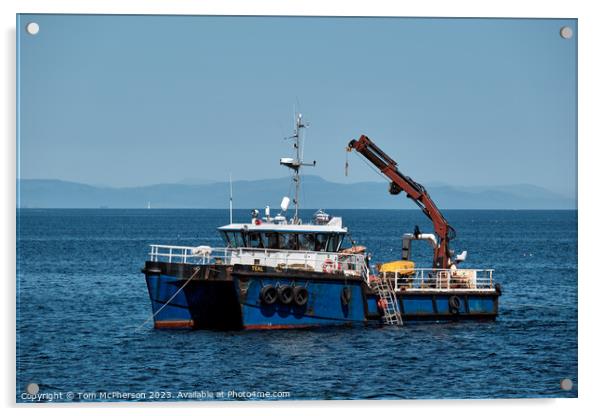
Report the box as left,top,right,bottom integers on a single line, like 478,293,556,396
17,176,576,209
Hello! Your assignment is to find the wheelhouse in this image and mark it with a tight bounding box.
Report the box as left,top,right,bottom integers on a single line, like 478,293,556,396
218,223,347,252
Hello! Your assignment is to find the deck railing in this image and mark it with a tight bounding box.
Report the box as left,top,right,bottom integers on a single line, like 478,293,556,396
148,245,495,289
148,244,218,264
148,244,366,277
381,268,495,291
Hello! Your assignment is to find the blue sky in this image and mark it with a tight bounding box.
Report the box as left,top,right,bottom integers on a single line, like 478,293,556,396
17,15,576,197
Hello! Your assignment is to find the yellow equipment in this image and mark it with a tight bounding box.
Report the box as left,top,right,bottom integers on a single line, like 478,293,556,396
379,260,415,276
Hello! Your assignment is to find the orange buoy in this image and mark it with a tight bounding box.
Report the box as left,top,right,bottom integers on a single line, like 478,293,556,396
377,298,388,310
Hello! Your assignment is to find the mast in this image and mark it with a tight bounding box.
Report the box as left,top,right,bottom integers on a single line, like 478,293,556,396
280,113,315,224
229,173,233,224
292,113,304,222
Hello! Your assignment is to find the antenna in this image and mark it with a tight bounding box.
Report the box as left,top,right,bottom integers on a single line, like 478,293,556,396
280,111,316,224
229,173,233,224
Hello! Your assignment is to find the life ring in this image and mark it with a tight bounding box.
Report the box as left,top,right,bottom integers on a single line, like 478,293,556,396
293,286,309,307
322,258,336,273
448,295,461,314
260,285,278,305
340,287,352,305
277,285,294,305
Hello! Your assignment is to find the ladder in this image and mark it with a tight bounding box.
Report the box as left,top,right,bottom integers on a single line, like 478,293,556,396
372,276,403,326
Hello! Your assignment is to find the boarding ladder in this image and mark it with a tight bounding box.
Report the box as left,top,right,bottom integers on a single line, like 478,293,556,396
365,266,403,326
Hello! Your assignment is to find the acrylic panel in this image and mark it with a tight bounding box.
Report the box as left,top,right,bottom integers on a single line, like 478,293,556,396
16,14,577,402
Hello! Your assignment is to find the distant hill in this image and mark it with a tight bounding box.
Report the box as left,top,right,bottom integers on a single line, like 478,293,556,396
17,176,576,209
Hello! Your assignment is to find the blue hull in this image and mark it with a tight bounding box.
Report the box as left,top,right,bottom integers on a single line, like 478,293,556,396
142,262,500,329
238,275,367,329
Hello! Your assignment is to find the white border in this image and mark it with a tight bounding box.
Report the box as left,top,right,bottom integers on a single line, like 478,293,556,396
3,1,600,415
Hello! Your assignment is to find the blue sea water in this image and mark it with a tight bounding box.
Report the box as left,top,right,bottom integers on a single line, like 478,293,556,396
16,209,577,401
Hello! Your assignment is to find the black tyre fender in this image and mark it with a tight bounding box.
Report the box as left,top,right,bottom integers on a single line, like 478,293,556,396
495,283,502,295
260,285,278,305
292,286,309,307
340,286,352,305
448,295,461,314
277,285,294,305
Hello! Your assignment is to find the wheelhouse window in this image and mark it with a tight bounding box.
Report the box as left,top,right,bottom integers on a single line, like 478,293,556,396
337,235,345,251
326,234,343,252
264,232,282,250
221,231,246,248
298,234,316,251
220,231,229,246
315,233,329,251
247,232,264,249
269,232,346,251
281,233,298,250
221,230,346,251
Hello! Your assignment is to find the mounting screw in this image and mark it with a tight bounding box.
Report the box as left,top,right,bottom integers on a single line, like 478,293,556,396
26,22,40,35
560,378,573,391
560,26,573,39
26,383,39,394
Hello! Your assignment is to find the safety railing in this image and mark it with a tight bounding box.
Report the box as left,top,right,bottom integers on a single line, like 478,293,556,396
148,244,219,264
148,244,367,277
381,268,495,291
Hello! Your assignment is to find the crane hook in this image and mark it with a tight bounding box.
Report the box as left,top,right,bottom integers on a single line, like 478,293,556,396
345,147,349,176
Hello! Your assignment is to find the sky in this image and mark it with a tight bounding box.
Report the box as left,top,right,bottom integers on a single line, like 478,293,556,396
17,15,577,197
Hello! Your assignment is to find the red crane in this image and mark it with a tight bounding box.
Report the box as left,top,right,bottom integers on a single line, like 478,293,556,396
347,135,457,269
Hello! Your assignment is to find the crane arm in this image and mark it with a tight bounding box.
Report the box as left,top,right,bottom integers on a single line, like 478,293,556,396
347,135,456,269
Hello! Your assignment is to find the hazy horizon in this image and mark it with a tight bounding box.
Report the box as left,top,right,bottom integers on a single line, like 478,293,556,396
17,175,576,210
17,174,574,198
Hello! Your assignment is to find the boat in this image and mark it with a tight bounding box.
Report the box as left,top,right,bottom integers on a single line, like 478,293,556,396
141,115,501,329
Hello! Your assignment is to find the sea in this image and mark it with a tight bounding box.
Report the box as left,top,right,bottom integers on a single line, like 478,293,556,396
16,209,577,401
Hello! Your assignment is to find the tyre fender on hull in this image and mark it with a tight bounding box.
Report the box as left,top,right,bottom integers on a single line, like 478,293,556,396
495,283,502,295
340,286,352,305
260,285,278,305
292,286,309,307
448,295,461,314
277,285,294,305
